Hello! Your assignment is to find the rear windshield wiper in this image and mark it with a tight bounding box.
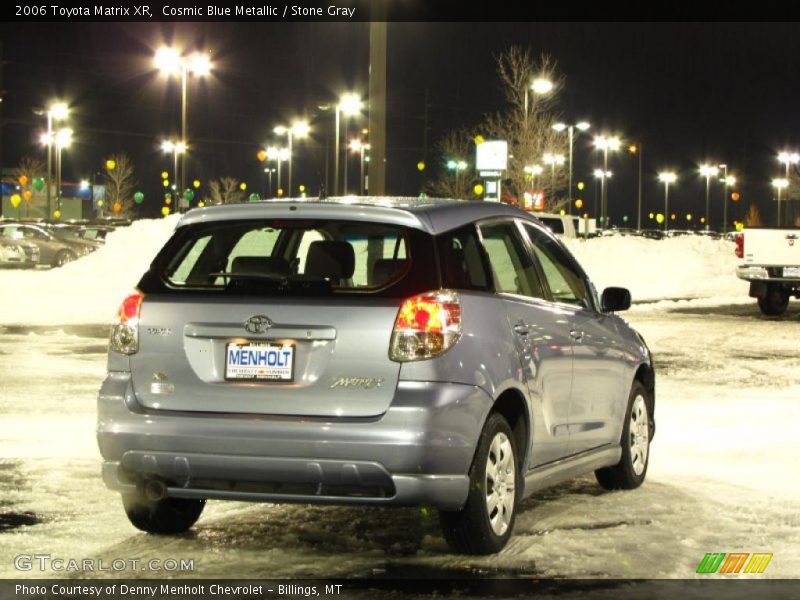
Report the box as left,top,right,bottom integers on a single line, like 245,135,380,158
208,271,333,295
210,271,289,285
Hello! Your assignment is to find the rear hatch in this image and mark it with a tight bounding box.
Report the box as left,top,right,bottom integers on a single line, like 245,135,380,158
131,216,436,418
743,228,800,267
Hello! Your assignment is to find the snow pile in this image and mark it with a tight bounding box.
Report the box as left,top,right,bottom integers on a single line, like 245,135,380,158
0,220,747,325
564,235,744,303
0,215,180,325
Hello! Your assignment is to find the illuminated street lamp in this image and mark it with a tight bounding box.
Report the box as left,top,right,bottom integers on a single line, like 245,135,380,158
524,77,554,121
35,101,69,218
594,135,622,227
155,46,212,195
772,177,789,227
777,151,799,179
542,152,566,205
699,164,719,230
263,167,277,197
446,159,469,193
161,140,186,191
334,93,363,195
593,169,612,222
552,122,590,215
719,164,736,234
43,127,73,214
266,146,290,193
658,171,677,232
274,121,310,196
524,164,544,196
349,139,370,195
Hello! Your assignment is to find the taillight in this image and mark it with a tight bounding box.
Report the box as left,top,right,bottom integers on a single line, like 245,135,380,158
390,289,462,362
735,233,744,259
110,291,144,355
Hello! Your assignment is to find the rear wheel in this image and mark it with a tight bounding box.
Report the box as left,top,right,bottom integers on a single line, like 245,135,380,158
122,491,205,534
596,380,651,490
53,249,76,268
439,412,518,555
757,285,789,316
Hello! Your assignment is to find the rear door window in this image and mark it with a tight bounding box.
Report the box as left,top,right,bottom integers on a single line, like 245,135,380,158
478,221,546,299
520,223,593,309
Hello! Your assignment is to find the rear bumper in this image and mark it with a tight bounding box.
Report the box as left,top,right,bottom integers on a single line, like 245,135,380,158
737,265,800,283
97,373,493,510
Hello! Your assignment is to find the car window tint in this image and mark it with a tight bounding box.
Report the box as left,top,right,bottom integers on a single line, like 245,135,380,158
226,227,279,271
522,223,591,309
160,220,417,294
479,222,545,299
436,225,490,290
170,235,213,284
538,217,564,235
296,229,325,273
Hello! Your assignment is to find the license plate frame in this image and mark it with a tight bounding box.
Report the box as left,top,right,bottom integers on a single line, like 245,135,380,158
224,341,295,382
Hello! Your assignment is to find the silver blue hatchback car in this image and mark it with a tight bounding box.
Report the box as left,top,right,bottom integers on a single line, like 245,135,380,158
98,198,655,554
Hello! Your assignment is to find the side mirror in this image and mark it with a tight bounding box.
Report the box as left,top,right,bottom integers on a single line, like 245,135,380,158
601,287,631,312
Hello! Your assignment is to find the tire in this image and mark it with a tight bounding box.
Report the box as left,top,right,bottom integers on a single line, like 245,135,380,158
439,412,519,555
757,285,789,316
53,249,76,268
596,380,651,490
122,491,205,534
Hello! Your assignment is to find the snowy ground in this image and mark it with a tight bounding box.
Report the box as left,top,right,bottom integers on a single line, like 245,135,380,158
0,301,798,581
0,217,797,583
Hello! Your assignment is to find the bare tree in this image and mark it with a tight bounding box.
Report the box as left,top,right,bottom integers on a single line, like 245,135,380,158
482,48,569,211
744,204,763,227
103,154,136,216
13,157,46,215
209,177,245,205
424,129,477,199
427,48,569,211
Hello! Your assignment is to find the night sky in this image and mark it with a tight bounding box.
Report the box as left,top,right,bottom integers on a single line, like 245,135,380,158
1,21,800,225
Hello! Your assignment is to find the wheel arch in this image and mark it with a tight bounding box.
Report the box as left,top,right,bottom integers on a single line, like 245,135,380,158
633,362,656,439
489,386,531,476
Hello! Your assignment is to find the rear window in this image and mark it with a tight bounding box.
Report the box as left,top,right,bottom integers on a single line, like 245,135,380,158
537,217,565,235
142,219,436,298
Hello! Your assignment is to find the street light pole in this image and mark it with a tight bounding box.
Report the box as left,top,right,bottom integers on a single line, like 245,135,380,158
699,164,719,231
773,178,789,227
720,165,735,234
553,122,590,216
594,136,621,228
524,77,554,123
155,48,211,206
658,171,677,233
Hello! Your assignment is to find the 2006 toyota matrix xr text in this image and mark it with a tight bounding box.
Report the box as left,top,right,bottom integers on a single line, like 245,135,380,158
97,197,655,555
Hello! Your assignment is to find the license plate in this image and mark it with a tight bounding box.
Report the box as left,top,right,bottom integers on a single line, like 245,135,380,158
225,342,295,381
784,267,800,278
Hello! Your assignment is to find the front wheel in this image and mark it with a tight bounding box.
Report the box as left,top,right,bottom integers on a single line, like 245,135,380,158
439,412,518,555
122,491,205,534
757,285,789,316
596,380,651,490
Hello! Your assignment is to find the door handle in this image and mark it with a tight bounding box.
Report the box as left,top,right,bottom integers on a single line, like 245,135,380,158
513,322,530,336
569,329,584,342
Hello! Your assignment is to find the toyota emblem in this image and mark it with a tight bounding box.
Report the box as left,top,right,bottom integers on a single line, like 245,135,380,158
245,315,273,334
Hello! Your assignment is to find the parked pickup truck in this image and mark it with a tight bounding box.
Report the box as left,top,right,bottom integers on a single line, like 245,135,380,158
735,227,800,316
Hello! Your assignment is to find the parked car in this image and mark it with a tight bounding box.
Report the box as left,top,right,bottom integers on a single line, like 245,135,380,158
0,222,94,267
47,224,104,248
77,225,115,243
0,237,40,268
735,227,800,316
97,198,655,554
